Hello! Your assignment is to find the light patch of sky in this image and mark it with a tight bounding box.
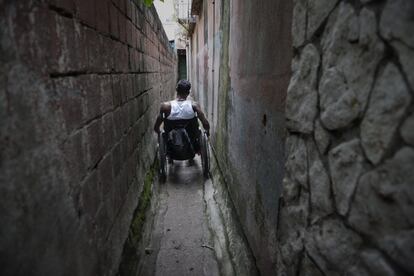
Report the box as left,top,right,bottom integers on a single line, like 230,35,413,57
154,0,178,40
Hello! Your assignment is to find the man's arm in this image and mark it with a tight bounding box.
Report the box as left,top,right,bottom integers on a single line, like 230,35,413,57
192,102,210,136
153,103,169,134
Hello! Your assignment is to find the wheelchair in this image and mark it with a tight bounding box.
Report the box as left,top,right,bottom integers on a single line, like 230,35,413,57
157,118,210,181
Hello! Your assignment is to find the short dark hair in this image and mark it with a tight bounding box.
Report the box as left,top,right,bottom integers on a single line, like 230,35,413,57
176,80,191,96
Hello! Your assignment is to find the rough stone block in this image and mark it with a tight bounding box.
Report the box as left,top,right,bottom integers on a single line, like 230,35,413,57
361,63,411,164
360,250,397,276
308,140,333,223
400,113,414,146
348,147,414,273
301,253,325,276
285,135,308,189
329,139,368,216
314,119,330,154
306,0,338,40
319,67,360,130
379,0,414,89
305,219,364,275
322,4,384,114
286,44,319,134
281,174,300,203
380,0,414,48
278,190,309,275
391,41,414,90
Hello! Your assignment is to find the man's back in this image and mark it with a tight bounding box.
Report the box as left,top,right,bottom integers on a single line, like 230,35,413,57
166,100,196,121
153,80,210,137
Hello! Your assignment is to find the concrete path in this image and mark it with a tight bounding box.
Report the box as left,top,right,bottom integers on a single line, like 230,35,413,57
151,157,220,276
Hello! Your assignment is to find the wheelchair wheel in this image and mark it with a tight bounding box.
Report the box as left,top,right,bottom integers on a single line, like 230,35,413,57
200,132,210,178
158,132,167,182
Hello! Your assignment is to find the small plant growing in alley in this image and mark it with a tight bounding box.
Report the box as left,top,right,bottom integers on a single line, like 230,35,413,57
143,0,164,7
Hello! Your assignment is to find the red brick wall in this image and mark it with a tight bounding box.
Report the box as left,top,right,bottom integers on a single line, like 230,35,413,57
0,0,176,275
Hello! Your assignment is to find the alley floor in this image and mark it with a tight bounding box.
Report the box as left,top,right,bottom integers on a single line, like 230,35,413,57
140,157,220,276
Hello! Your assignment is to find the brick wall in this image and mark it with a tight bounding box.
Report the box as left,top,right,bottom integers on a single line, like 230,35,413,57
0,0,176,275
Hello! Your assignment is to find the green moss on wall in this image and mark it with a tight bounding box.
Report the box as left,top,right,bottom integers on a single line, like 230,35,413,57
117,162,157,276
215,0,231,167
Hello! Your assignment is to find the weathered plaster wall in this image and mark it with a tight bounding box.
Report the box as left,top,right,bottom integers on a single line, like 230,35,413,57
189,0,292,274
277,0,414,275
0,0,176,275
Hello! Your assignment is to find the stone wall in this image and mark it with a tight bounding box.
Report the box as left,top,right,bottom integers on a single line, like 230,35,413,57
0,0,176,275
188,0,292,274
277,0,414,274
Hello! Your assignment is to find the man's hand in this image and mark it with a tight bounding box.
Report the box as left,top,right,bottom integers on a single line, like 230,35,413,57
153,113,163,135
153,102,170,136
192,102,210,137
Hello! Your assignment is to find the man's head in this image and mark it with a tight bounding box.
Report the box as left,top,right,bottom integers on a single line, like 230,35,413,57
176,80,191,97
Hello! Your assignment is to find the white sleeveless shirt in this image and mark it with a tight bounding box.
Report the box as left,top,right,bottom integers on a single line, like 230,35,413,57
167,100,196,120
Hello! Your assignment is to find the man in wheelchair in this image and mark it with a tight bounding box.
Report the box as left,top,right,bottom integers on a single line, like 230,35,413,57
153,80,210,164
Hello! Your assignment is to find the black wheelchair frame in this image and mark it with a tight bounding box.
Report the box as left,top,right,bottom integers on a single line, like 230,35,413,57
158,129,210,181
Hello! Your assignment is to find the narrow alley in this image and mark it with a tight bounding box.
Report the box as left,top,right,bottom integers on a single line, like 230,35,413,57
127,154,258,276
1,0,413,276
149,158,220,276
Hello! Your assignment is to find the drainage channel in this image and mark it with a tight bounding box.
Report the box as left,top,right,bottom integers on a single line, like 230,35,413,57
118,152,258,276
